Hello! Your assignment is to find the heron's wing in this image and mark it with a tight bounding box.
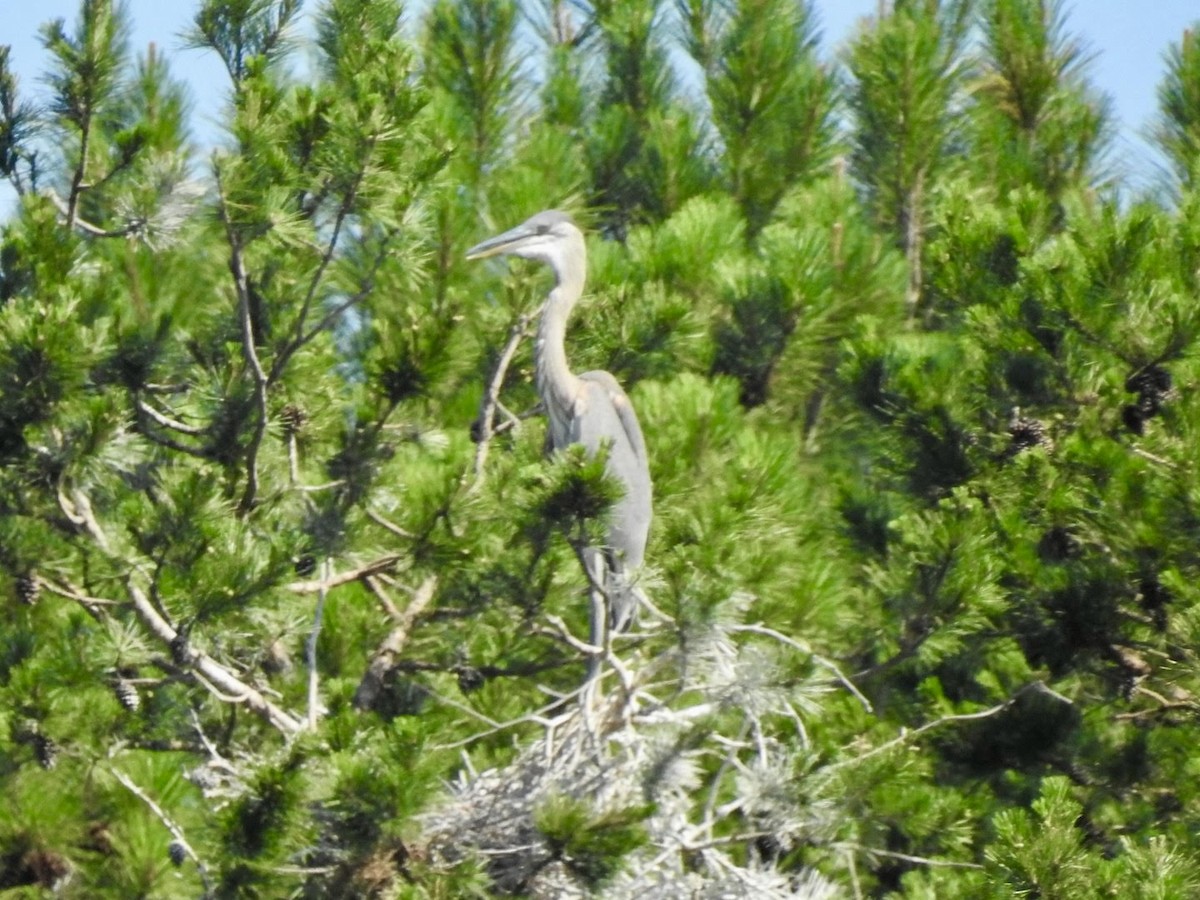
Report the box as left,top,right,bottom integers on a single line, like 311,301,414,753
578,370,648,464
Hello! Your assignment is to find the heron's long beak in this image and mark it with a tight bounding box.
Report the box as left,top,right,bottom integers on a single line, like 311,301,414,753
465,222,536,260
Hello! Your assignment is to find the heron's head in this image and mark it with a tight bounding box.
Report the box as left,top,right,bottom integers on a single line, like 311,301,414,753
466,210,584,280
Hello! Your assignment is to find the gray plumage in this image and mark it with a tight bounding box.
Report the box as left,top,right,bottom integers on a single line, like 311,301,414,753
467,210,652,637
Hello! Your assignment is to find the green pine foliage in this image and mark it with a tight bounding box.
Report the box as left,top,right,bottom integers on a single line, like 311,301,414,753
0,0,1200,896
1153,23,1200,193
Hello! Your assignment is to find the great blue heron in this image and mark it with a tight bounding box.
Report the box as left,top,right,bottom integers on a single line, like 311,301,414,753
467,209,652,644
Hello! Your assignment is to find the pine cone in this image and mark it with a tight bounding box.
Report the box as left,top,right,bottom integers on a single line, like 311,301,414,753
113,679,141,713
1121,404,1145,435
1126,365,1174,422
1037,526,1080,562
1008,415,1047,452
280,403,308,436
456,666,485,694
15,573,40,605
33,733,58,770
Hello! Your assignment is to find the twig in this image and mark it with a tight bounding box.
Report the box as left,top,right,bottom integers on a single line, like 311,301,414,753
280,225,396,371
65,108,92,232
730,623,873,713
109,767,213,893
270,156,371,384
214,161,270,514
836,842,984,871
292,480,346,493
362,575,402,620
470,312,533,488
1130,446,1178,469
47,188,143,238
285,554,403,593
187,708,240,778
136,397,207,436
39,577,122,610
365,507,415,539
430,680,595,751
353,575,437,710
825,683,1061,773
306,559,331,730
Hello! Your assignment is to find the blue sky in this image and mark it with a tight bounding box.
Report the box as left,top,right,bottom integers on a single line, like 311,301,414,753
2,0,1198,203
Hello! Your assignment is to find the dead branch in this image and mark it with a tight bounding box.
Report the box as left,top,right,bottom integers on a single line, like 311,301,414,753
365,506,414,539
214,160,270,514
353,575,437,711
469,312,533,488
285,553,404,594
363,575,402,620
305,559,331,730
731,623,873,712
135,397,208,435
126,582,303,734
109,766,213,892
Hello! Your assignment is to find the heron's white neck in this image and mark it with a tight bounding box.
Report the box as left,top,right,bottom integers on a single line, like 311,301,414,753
535,245,586,438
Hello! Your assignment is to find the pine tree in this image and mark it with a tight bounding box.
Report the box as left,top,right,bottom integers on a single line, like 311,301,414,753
972,0,1114,207
1153,24,1200,193
3,2,1200,897
845,0,973,315
681,0,839,237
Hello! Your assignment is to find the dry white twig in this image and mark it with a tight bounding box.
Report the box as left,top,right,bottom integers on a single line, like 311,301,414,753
109,766,212,893
470,311,534,488
306,558,332,730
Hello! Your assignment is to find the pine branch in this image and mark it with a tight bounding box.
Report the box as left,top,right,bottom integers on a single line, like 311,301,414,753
270,141,374,384
126,581,303,733
135,397,207,436
214,160,271,514
285,553,404,593
109,766,213,893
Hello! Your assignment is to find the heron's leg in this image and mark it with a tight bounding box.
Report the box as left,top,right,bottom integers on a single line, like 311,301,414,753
582,546,608,682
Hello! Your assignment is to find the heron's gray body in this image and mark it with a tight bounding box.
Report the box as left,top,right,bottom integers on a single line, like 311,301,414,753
468,210,652,634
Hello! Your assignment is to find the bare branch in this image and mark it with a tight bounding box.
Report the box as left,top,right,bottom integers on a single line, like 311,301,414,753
469,312,533,488
285,553,403,594
363,575,402,619
40,577,122,608
353,575,437,711
47,188,144,237
109,766,213,893
214,160,270,514
136,397,207,436
126,581,303,733
306,559,332,730
835,842,984,871
825,682,1065,773
365,507,414,539
730,623,873,713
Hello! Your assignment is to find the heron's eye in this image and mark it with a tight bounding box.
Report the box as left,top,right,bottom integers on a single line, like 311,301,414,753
536,224,549,235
